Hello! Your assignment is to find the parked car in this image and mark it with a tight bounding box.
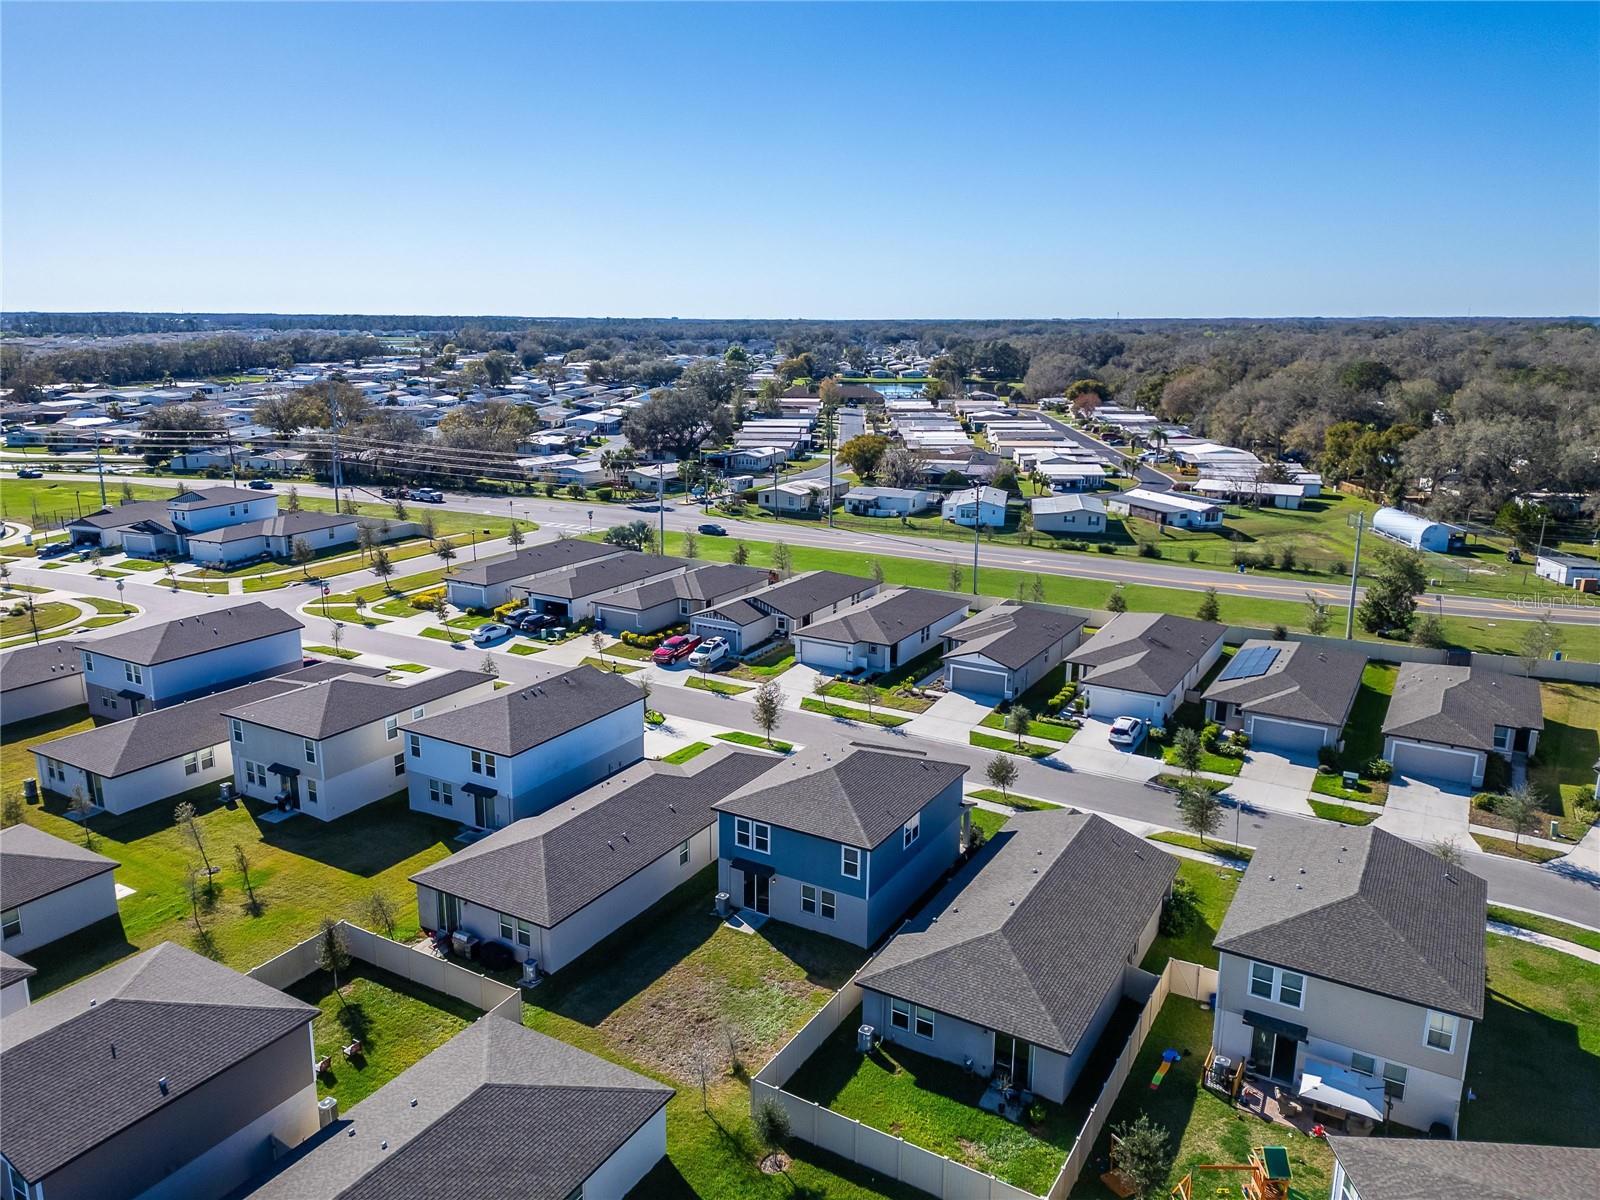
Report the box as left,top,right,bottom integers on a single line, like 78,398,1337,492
502,606,533,627
470,622,512,645
36,540,72,558
1107,715,1145,747
380,487,404,499
688,637,729,668
516,612,557,634
652,634,703,664
409,488,445,503
15,468,43,479
247,479,275,490
697,522,727,536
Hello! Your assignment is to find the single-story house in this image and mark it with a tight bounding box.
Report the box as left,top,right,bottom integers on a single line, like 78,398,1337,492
1192,477,1309,509
0,942,320,1200
625,462,681,492
689,569,878,653
1107,487,1223,529
1031,493,1107,534
238,1018,672,1200
0,823,119,956
857,810,1175,1103
240,449,308,474
792,587,968,678
0,642,85,726
444,539,621,611
591,562,770,634
942,602,1086,700
167,447,237,473
1202,639,1368,756
1034,462,1106,492
414,747,778,975
757,478,847,513
64,499,178,552
942,485,1009,528
1326,1135,1598,1200
842,487,942,517
0,950,33,1016
729,446,788,473
1534,552,1600,589
1066,611,1227,725
514,553,690,624
1380,664,1544,788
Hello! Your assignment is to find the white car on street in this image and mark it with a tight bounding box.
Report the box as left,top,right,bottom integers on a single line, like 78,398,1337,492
689,637,730,669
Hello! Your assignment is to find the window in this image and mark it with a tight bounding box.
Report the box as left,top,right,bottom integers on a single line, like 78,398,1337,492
124,662,143,685
753,821,770,854
412,706,425,719
44,759,64,784
677,840,691,867
1382,1062,1407,1101
820,889,837,920
184,752,200,776
394,752,406,777
430,779,453,807
305,780,318,805
1350,1052,1376,1076
801,885,817,914
1492,725,1513,752
230,718,243,743
83,651,94,671
1278,970,1304,1008
408,733,422,758
889,998,910,1031
1249,963,1305,1008
245,761,267,788
385,716,399,741
913,1005,935,1038
200,747,214,770
471,750,497,778
1,908,19,939
1249,962,1274,999
499,914,533,948
303,738,317,764
1425,1010,1458,1053
902,813,920,849
7,1158,29,1200
841,845,861,880
735,817,751,849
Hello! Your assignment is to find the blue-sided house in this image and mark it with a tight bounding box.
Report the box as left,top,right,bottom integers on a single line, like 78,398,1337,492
712,746,968,947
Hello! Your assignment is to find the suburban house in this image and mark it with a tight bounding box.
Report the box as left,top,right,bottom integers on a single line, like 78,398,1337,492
1533,551,1600,589
1202,639,1368,755
413,747,779,975
842,486,942,517
185,510,406,568
757,478,848,514
1034,462,1106,492
0,642,85,725
941,602,1086,700
78,603,305,720
405,665,644,830
625,461,680,492
1325,1135,1597,1200
791,587,968,678
1211,824,1486,1136
66,486,278,557
1031,493,1107,534
590,562,770,635
1192,477,1308,509
63,499,176,551
1066,612,1227,725
729,445,789,473
0,824,118,956
444,539,621,610
690,569,879,653
712,746,968,947
1108,486,1223,529
856,811,1175,1104
1380,664,1545,788
512,553,691,624
0,950,33,1017
0,943,320,1200
239,1018,671,1200
225,669,496,820
942,485,1009,528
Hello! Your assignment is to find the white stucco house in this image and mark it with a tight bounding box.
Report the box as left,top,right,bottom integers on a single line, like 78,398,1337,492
792,587,967,678
1066,611,1226,725
0,643,86,726
0,824,119,956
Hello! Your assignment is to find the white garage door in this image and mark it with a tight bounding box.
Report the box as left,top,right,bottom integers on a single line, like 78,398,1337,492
1390,740,1480,786
795,639,852,673
1249,716,1328,757
948,664,1009,698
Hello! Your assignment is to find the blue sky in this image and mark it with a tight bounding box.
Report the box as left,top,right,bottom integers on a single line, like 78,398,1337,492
3,2,1596,317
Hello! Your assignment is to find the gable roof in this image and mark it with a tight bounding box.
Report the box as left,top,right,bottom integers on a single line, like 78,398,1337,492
1214,824,1486,1019
83,602,303,667
1382,665,1545,752
0,822,118,908
514,553,687,600
745,570,876,619
0,640,84,693
0,949,35,989
405,665,641,756
223,670,492,741
1202,639,1367,728
414,748,778,927
857,811,1175,1055
1325,1136,1598,1200
186,510,356,544
1066,612,1225,696
239,1018,671,1200
169,486,261,508
595,562,770,614
448,539,619,587
943,603,1085,670
695,598,765,627
795,587,967,647
66,499,172,531
0,943,316,1185
714,746,966,848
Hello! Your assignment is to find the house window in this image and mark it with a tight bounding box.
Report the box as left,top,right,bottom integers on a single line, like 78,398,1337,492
841,845,861,880
1425,1010,1458,1053
394,752,406,777
200,747,214,770
1,908,19,939
245,761,266,788
1250,962,1274,999
1277,970,1304,1008
230,718,243,742
890,998,911,1031
303,738,316,764
1249,963,1304,1008
305,780,318,805
1492,725,1512,752
6,1158,29,1200
43,759,64,784
677,840,690,867
430,779,453,807
499,914,533,948
1349,1052,1376,1076
820,889,836,920
752,821,770,854
408,733,422,758
913,1006,935,1038
83,651,94,671
1382,1062,1407,1101
801,885,817,914
184,752,200,776
124,662,143,685
471,751,497,778
902,813,920,849
385,716,399,741
735,817,751,849
412,706,425,719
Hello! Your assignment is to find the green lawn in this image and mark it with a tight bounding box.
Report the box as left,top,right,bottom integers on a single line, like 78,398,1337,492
583,656,641,674
290,963,480,1109
1486,906,1600,954
726,642,795,681
508,643,543,656
715,730,793,753
821,679,933,713
685,675,752,696
661,741,713,765
1139,858,1243,973
305,644,361,660
1308,799,1379,825
1152,772,1229,794
1163,745,1244,776
1310,770,1386,806
966,788,1063,811
979,710,1078,744
388,662,428,673
970,808,1009,842
802,697,911,727
0,600,79,639
969,730,1054,757
1471,832,1563,863
1531,681,1600,820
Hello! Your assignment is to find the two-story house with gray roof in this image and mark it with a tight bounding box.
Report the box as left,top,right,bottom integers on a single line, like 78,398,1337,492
1202,638,1368,756
0,824,118,956
1066,611,1226,726
1381,664,1544,788
0,943,320,1200
1326,1135,1598,1200
941,601,1086,700
1210,824,1487,1135
413,747,779,975
856,810,1175,1104
792,587,969,678
712,746,968,947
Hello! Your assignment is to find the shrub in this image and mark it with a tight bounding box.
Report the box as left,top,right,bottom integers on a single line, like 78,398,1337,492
1158,877,1202,937
543,482,558,497
1187,547,1200,562
1482,753,1510,794
1330,558,1348,576
1096,542,1118,554
1317,745,1341,769
1278,545,1297,571
409,587,446,612
1137,541,1161,559
1367,758,1393,781
1271,624,1289,640
1201,721,1223,751
595,486,613,502
1472,792,1499,811
1145,724,1170,746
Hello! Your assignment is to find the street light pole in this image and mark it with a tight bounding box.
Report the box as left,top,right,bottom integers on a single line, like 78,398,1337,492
971,494,981,596
1345,511,1365,640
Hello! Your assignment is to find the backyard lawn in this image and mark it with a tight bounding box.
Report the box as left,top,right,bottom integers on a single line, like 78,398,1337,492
1531,681,1600,820
1139,857,1243,973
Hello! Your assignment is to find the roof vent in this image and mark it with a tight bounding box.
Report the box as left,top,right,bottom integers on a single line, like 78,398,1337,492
348,1129,357,1137
606,840,613,850
1267,874,1276,882
381,1141,389,1151
1298,867,1306,874
409,1098,417,1107
158,1077,169,1095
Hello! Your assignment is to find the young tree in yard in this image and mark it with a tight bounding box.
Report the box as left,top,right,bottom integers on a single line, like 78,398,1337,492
506,520,525,548
753,679,784,746
434,538,457,574
690,1041,718,1111
432,595,458,643
370,548,395,590
185,867,208,935
1177,780,1223,846
1304,592,1332,636
948,562,964,591
722,1019,746,1076
1108,1112,1171,1200
1499,783,1544,851
1356,543,1426,635
852,683,877,722
355,523,375,562
2,791,23,828
317,918,352,1004
291,537,315,577
67,789,96,846
730,540,750,566
285,485,302,513
1410,613,1447,649
772,540,793,579
365,891,399,939
1030,575,1047,603
328,621,346,657
590,631,609,669
1519,614,1564,674
391,497,409,521
234,844,261,915
869,559,886,585
681,529,699,560
985,752,1019,799
752,1098,791,1171
418,510,438,543
634,673,653,712
174,800,214,877
1005,704,1033,749
1429,837,1464,868
1195,587,1220,623
1107,586,1128,614
478,653,499,678
1172,726,1204,775
811,672,834,711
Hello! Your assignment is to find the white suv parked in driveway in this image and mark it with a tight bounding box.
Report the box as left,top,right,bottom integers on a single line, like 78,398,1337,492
1107,715,1146,748
689,637,729,669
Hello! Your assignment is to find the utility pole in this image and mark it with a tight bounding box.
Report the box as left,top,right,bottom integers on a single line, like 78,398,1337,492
92,435,107,509
329,398,343,514
658,464,666,555
825,403,836,530
1534,508,1549,559
971,491,981,596
224,427,238,486
1345,511,1365,640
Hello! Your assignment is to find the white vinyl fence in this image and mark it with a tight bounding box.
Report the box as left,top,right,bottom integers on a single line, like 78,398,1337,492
248,920,522,1021
753,959,1218,1200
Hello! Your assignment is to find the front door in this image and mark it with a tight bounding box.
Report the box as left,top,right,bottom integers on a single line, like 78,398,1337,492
474,791,496,830
1251,1026,1298,1083
742,871,769,915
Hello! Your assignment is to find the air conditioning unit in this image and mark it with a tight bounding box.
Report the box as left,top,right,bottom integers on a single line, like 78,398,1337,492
1207,1055,1233,1090
318,1097,339,1128
519,958,541,988
218,781,234,802
857,1025,876,1054
714,892,732,918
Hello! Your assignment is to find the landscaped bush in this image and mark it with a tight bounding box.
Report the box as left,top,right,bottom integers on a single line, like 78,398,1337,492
1096,543,1117,553
492,600,522,620
1482,754,1511,794
1137,541,1162,559
1367,758,1393,780
1317,745,1341,769
409,587,446,612
1046,681,1078,712
1158,877,1202,937
595,486,613,502
1473,792,1499,811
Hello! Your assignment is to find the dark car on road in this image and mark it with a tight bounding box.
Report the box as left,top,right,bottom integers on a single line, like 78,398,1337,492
15,468,43,479
247,479,274,490
697,523,727,536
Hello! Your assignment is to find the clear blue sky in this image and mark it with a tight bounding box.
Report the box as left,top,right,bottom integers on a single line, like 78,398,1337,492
3,2,1596,318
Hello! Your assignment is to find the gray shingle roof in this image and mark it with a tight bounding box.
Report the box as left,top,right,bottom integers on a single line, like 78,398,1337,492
696,598,764,627
0,949,34,989
0,641,84,693
66,499,171,531
595,563,769,613
414,748,778,926
1066,612,1225,696
1214,824,1486,1019
224,670,492,741
1382,665,1545,752
0,823,118,908
187,510,355,543
1325,1136,1599,1200
0,943,316,1184
857,811,1176,1055
405,665,642,756
240,1017,671,1200
1202,639,1367,728
714,746,966,848
795,587,967,647
84,602,303,666
943,603,1085,671
169,486,261,508
745,570,876,619
448,539,619,587
515,553,687,600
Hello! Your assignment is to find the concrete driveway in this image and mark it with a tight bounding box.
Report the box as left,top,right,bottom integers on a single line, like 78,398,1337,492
1375,775,1471,848
1229,749,1319,816
1051,718,1165,783
901,689,995,746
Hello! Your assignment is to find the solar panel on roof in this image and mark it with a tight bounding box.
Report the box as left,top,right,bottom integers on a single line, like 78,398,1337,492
1218,645,1280,681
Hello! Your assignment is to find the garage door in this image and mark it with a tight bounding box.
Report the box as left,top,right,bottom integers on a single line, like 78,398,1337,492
1390,740,1480,787
1249,716,1327,757
948,664,1009,698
